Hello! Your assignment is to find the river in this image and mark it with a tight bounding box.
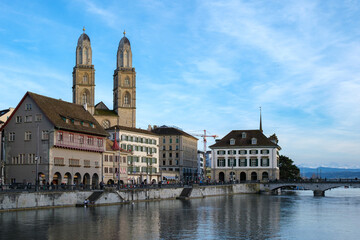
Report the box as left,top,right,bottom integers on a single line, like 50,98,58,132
1,187,360,240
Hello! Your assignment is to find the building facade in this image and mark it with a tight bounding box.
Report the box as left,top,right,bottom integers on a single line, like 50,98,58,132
151,126,198,182
72,29,136,129
107,126,160,184
0,92,107,186
210,130,280,182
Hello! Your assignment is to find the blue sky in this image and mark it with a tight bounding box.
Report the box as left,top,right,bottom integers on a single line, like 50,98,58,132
1,0,360,168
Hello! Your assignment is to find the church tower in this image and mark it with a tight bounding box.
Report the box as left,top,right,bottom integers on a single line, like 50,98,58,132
72,28,95,114
113,31,136,128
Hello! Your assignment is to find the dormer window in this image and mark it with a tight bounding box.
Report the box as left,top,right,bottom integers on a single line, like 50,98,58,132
251,138,257,145
230,138,235,145
242,132,246,138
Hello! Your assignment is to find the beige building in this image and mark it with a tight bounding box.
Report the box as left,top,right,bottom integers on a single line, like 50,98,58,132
151,126,198,182
103,139,129,185
0,107,14,184
0,92,108,187
107,125,160,184
72,29,136,129
210,130,280,182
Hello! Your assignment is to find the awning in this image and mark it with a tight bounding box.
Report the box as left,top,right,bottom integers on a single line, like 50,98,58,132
163,176,176,180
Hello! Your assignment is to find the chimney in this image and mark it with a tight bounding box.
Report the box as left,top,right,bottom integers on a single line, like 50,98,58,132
147,124,152,131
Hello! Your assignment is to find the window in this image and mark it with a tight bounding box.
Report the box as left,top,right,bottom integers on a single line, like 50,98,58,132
176,153,179,158
9,132,15,142
230,138,235,145
169,145,172,150
176,145,179,150
58,132,63,141
227,150,236,155
169,153,172,158
97,139,103,147
79,135,84,144
250,150,258,154
261,149,269,154
242,132,246,138
25,131,32,141
16,116,22,123
87,137,94,145
28,154,35,164
104,167,108,173
42,130,49,140
35,114,42,122
124,92,130,105
163,138,165,143
250,158,258,167
163,160,166,165
239,150,247,155
105,155,109,162
239,158,247,167
176,138,179,143
54,157,65,166
169,138,172,143
83,74,88,84
84,160,91,168
217,159,225,167
69,134,74,142
163,153,165,158
251,138,257,145
217,150,226,155
228,158,236,167
169,160,172,165
69,159,80,167
25,103,32,110
163,146,165,150
124,77,130,86
25,115,32,123
261,158,269,167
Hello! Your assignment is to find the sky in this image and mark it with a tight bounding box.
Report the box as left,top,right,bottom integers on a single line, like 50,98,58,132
1,0,360,168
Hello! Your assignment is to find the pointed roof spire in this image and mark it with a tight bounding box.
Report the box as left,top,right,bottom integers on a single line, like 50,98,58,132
259,106,263,133
112,127,120,151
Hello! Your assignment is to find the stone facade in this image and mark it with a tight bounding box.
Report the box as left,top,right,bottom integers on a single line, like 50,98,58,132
151,126,198,182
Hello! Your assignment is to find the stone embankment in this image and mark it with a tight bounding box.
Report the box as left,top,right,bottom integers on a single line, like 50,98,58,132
0,183,260,211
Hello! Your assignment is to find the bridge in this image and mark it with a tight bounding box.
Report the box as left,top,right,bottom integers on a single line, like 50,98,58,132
263,180,360,196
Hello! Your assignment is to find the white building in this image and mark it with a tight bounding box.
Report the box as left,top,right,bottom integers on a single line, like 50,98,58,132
210,130,280,182
106,125,160,184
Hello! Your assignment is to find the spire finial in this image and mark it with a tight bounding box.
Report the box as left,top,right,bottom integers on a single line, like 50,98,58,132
83,26,85,33
259,106,263,133
123,30,126,37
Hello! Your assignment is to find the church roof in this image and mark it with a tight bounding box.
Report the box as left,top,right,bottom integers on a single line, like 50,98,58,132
209,130,279,149
94,109,118,116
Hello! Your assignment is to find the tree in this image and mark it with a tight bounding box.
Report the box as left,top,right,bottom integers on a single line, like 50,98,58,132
279,155,300,180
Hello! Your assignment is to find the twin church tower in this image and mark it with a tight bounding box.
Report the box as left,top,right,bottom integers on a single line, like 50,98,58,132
72,29,136,129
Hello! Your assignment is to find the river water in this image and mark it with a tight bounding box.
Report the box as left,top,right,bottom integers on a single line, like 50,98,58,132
1,188,360,240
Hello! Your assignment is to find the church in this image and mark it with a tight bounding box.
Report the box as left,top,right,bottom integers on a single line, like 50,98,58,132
72,29,136,129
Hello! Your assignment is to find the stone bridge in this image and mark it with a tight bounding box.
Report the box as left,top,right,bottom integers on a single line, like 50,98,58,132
262,180,360,196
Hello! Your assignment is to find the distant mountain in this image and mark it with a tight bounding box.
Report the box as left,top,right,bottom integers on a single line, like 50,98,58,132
300,167,360,179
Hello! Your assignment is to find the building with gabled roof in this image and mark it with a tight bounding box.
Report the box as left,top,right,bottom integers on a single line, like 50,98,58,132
0,91,108,186
210,129,280,182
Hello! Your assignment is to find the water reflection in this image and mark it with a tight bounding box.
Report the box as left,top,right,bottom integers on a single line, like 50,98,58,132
1,189,359,240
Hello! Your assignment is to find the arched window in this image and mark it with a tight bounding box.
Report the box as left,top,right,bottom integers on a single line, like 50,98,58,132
124,77,130,86
79,47,83,64
124,92,130,105
82,92,88,105
84,48,88,64
83,74,88,84
124,51,128,67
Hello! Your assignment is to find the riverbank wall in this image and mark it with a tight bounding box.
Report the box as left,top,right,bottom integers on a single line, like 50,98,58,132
0,183,261,211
